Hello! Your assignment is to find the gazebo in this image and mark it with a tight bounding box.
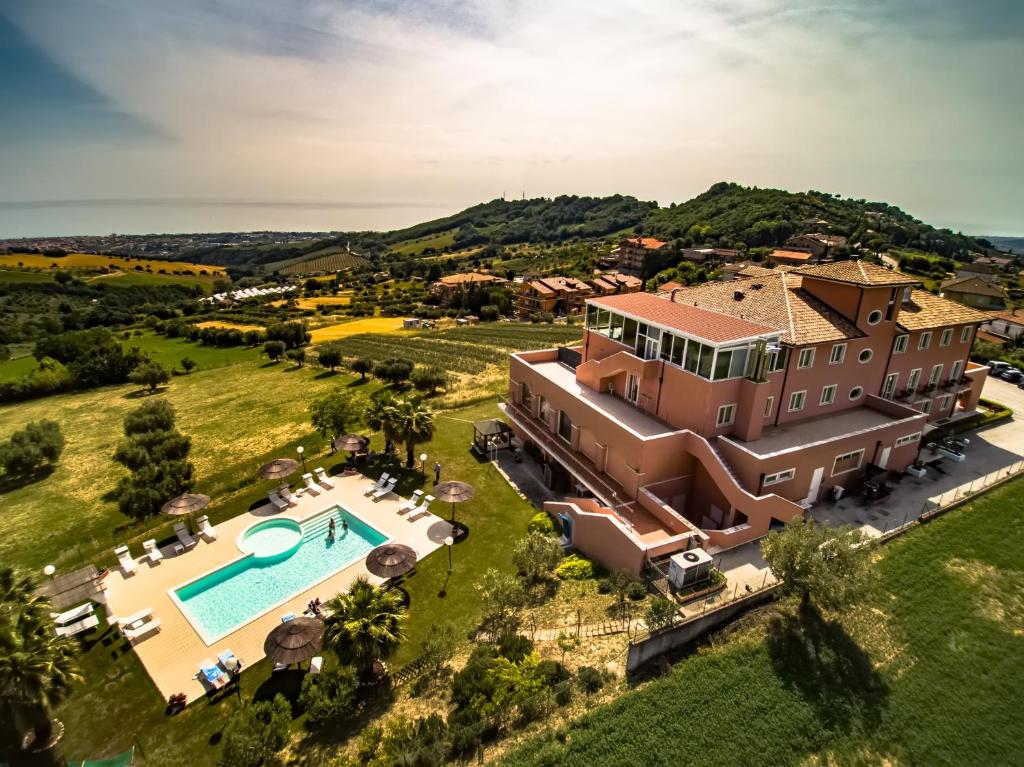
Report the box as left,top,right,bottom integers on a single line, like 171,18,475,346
472,419,512,456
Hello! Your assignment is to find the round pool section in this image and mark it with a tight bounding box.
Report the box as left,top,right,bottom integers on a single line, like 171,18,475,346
238,518,302,560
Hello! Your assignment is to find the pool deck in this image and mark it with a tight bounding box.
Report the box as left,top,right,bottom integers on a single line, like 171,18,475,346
102,472,448,701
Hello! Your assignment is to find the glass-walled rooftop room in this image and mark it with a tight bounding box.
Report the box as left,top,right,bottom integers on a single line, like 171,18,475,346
585,304,786,381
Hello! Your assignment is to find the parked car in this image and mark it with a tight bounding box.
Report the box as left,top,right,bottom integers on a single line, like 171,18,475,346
1001,369,1023,383
988,360,1011,374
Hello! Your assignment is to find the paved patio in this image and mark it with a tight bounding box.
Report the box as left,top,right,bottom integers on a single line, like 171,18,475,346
102,472,447,701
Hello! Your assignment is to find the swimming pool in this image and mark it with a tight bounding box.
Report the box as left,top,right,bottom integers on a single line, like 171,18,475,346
171,507,388,644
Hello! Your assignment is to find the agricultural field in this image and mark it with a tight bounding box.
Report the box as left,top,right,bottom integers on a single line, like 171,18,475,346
308,316,406,342
194,320,265,332
0,269,56,283
0,252,225,278
389,228,457,256
502,478,1024,767
292,294,352,310
277,246,368,275
119,330,263,371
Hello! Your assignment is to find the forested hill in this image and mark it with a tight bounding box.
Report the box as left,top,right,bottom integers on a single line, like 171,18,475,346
642,182,985,258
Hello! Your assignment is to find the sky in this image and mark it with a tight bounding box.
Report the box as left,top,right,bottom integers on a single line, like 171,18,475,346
1,0,1022,235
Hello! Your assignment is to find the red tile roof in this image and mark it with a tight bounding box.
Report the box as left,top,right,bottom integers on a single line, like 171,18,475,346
589,291,777,344
795,260,919,287
985,309,1024,325
771,249,815,263
623,236,668,250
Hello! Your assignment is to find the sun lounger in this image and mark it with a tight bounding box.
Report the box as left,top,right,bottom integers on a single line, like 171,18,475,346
114,545,136,576
198,659,229,690
174,522,197,549
407,509,432,522
310,656,323,675
314,467,335,488
217,649,241,674
267,490,288,511
364,473,389,495
398,490,424,514
142,539,164,565
272,662,287,672
51,602,94,625
119,607,154,628
372,476,398,501
197,515,218,542
124,618,161,642
279,486,299,505
55,614,99,637
281,613,295,623
302,473,324,495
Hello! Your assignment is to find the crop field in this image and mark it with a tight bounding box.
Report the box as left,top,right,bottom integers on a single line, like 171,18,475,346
278,247,368,275
0,269,55,283
503,478,1024,767
309,316,406,342
0,252,225,277
292,294,352,310
389,228,456,256
194,320,265,332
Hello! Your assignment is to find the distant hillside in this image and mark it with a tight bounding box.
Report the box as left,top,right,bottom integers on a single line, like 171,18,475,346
982,236,1024,254
643,182,984,259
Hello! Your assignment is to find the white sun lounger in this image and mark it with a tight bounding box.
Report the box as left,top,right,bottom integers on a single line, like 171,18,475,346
119,607,154,628
198,659,229,689
279,486,299,505
364,473,389,495
174,522,198,549
217,649,241,673
406,495,434,522
124,618,161,642
197,515,218,542
398,490,424,514
268,490,288,511
51,602,94,625
142,539,164,565
372,476,398,501
314,467,335,488
310,656,323,675
55,614,99,637
302,473,324,495
114,545,136,576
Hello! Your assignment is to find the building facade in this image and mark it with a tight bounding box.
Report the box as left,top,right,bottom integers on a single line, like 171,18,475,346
503,261,988,574
615,236,669,275
513,274,641,319
939,275,1008,309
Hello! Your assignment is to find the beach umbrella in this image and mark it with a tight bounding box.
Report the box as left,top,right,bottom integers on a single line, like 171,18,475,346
260,458,299,480
161,493,210,533
433,480,475,540
264,617,324,666
365,543,418,579
336,434,368,453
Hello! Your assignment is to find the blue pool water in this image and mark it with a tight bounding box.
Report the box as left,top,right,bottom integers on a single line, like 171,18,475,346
173,508,387,643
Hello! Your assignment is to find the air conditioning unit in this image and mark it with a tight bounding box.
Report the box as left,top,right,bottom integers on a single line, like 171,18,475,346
668,548,713,589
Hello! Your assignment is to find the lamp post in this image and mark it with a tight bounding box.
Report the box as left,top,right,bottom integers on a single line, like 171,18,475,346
43,564,56,579
297,445,307,473
419,453,427,477
439,535,455,597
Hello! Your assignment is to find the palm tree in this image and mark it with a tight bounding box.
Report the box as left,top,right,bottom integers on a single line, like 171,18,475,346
364,395,435,468
323,577,406,677
0,566,81,750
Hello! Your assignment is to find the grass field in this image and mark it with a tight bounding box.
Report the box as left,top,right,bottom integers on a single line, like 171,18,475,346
194,320,266,332
0,354,42,382
292,295,352,310
389,229,456,256
502,479,1024,767
309,316,406,342
0,252,225,277
121,331,263,370
0,269,55,283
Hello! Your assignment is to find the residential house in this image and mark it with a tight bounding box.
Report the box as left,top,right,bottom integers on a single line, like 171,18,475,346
431,272,507,301
513,273,641,319
786,233,848,259
954,262,999,282
981,309,1024,342
939,275,1008,310
770,248,817,266
615,236,669,275
504,260,988,574
681,247,742,264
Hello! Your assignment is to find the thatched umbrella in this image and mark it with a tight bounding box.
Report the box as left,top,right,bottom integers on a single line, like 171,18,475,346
264,617,324,667
161,493,210,534
336,434,368,453
365,543,418,579
260,458,299,481
433,480,474,541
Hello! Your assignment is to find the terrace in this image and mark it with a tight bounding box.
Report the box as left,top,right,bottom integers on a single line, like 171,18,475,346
103,473,446,700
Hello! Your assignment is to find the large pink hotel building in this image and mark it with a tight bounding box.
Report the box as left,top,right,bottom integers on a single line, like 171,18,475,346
503,261,990,574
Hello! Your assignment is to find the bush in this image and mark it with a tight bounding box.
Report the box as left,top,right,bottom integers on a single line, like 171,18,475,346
374,357,414,386
512,531,564,583
527,511,556,535
553,680,573,705
597,577,611,594
644,597,679,631
0,419,65,477
128,361,170,392
298,667,358,727
626,581,648,600
410,365,448,394
535,659,570,686
263,340,286,361
498,633,534,663
180,356,196,374
555,554,594,581
219,694,292,767
577,666,604,694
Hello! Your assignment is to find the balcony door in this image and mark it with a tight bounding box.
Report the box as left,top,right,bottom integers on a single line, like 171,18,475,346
626,374,640,404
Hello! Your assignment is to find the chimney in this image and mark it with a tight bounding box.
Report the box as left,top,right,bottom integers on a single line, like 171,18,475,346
734,290,745,301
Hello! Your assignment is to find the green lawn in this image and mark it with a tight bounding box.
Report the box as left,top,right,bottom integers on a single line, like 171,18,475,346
95,271,216,291
502,478,1024,767
389,229,456,256
119,331,263,372
0,269,55,283
0,353,42,382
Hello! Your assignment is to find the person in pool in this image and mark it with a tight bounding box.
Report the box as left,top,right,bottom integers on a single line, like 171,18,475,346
327,517,336,542
341,518,349,534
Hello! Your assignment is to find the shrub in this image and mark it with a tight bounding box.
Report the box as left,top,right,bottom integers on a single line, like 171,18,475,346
644,597,679,631
626,581,647,600
180,356,196,374
512,531,564,583
527,511,556,535
555,554,594,581
128,361,170,392
498,633,534,663
577,666,604,694
298,667,358,727
535,659,570,686
596,577,612,594
219,694,292,767
553,680,573,705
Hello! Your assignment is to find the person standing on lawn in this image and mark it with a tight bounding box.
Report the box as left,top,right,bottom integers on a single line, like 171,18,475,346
434,461,442,484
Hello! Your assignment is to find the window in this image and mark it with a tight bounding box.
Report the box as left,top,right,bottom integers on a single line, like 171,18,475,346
763,396,774,417
895,432,921,448
820,384,837,406
907,368,921,392
832,449,864,476
539,396,552,427
671,335,685,366
829,343,847,364
919,398,932,414
867,309,883,325
622,317,638,346
950,359,964,383
557,410,573,442
521,382,533,409
929,364,943,386
886,287,898,321
768,345,789,372
882,372,899,399
609,313,624,341
960,325,973,344
626,374,639,404
918,331,932,350
788,390,806,412
936,395,951,413
797,348,815,369
849,386,864,400
940,328,953,347
716,404,736,427
858,348,874,364
763,468,795,487
894,334,909,354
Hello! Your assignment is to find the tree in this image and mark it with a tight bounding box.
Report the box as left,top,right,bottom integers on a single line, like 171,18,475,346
0,566,81,749
180,356,196,374
219,694,292,767
373,357,413,387
351,357,373,381
263,340,286,362
265,321,310,349
317,346,342,372
113,400,193,519
512,531,563,583
761,518,871,612
476,568,525,636
128,361,170,393
421,623,458,671
323,577,406,676
309,389,364,438
410,365,448,394
285,348,306,367
644,597,679,632
364,395,435,467
298,667,358,728
0,420,64,477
